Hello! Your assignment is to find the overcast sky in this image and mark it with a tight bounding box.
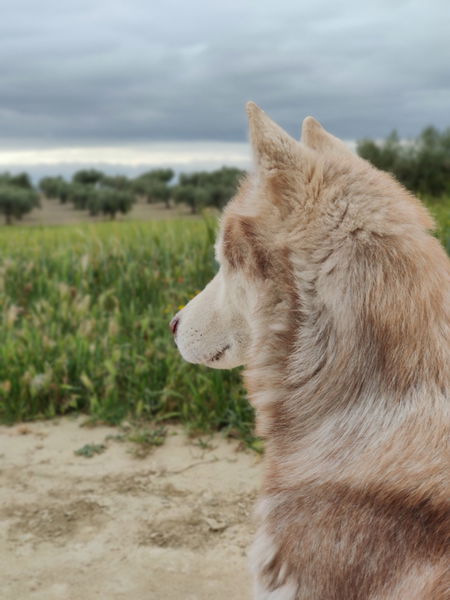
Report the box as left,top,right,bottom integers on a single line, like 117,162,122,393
1,0,449,175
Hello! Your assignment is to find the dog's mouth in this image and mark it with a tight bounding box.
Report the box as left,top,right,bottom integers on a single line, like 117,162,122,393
207,344,231,363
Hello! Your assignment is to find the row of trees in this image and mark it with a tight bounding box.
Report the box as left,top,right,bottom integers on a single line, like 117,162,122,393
39,167,175,212
357,126,450,198
39,166,245,217
1,165,244,224
0,124,449,224
172,167,245,214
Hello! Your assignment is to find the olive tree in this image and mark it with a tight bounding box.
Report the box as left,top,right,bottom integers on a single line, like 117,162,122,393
0,185,40,224
87,188,135,219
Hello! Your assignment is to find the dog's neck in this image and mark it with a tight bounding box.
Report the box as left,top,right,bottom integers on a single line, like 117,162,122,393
243,240,449,498
245,339,448,499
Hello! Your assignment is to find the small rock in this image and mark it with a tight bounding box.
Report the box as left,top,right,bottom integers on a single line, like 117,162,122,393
204,517,227,532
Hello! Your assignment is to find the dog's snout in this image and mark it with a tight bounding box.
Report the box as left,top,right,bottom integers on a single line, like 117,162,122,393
169,315,180,336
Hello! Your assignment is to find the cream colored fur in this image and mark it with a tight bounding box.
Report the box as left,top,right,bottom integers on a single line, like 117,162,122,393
172,103,450,599
174,269,250,368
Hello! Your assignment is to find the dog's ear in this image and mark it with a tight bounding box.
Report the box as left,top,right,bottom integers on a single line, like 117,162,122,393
301,116,353,157
246,102,315,213
246,102,301,171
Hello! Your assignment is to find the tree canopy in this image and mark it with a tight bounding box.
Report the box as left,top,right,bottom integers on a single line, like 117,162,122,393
173,167,245,213
0,184,39,224
72,169,105,186
133,169,175,208
88,188,135,219
357,126,450,197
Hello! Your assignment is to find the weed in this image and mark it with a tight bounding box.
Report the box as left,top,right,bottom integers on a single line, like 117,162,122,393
74,443,107,458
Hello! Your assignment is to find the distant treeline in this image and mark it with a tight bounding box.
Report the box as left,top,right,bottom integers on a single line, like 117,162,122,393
0,166,245,224
0,125,449,225
357,125,450,198
39,166,246,218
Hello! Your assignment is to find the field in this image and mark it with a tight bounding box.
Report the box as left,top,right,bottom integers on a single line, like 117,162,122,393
0,201,260,600
0,215,256,446
0,196,449,448
428,199,450,255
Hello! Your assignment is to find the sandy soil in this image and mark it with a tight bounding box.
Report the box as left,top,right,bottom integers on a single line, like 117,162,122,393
0,418,262,600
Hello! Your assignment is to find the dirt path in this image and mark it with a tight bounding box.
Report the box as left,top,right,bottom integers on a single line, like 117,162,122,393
0,418,262,600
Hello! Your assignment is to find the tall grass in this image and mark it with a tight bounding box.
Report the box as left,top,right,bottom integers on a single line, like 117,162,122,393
426,198,450,255
0,219,255,444
0,198,449,448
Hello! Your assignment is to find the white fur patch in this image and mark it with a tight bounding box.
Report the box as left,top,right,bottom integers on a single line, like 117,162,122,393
254,579,298,600
250,526,297,600
250,529,277,575
174,269,251,369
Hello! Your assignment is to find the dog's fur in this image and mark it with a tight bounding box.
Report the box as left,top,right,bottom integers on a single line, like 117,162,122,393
172,103,450,599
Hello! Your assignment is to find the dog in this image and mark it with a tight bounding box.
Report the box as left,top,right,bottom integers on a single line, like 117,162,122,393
170,103,450,599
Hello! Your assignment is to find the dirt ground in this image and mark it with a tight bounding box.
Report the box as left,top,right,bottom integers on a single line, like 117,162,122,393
17,197,195,227
0,418,262,600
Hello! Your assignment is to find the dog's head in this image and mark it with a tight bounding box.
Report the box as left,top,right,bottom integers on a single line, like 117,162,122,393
170,103,434,371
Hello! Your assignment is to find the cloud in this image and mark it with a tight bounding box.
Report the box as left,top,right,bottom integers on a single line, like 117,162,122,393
0,142,252,181
0,142,250,168
0,0,449,161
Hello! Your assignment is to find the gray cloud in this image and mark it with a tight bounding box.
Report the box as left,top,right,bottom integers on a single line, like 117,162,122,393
0,0,449,152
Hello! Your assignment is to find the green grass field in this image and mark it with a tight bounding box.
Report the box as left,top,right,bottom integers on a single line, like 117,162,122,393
0,198,448,448
0,219,256,445
427,199,450,255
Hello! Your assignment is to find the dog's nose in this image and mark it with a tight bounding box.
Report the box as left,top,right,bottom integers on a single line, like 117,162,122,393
169,316,180,336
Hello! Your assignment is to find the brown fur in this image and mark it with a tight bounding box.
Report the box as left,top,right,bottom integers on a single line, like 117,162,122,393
260,483,448,598
222,214,272,278
224,105,450,598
